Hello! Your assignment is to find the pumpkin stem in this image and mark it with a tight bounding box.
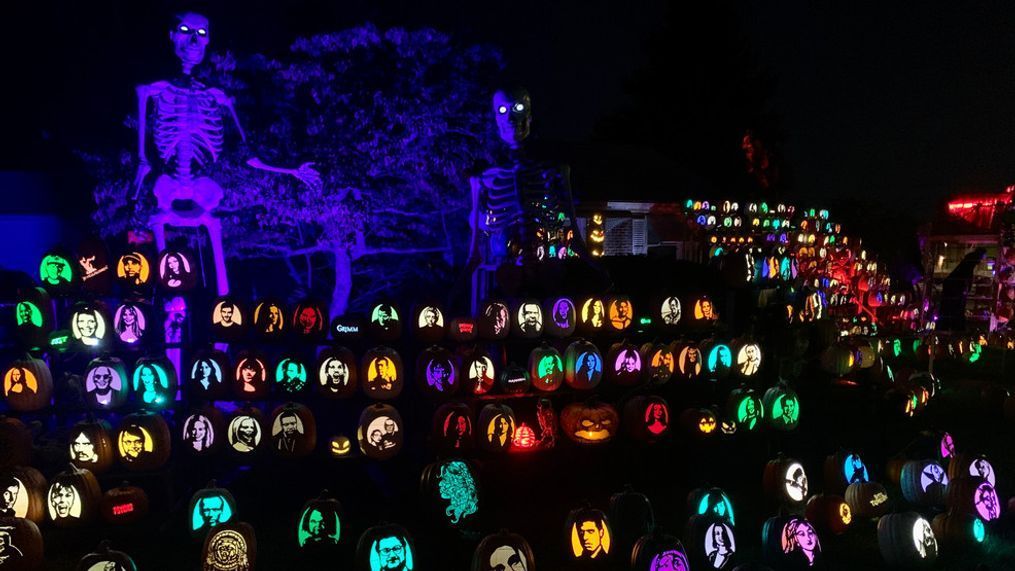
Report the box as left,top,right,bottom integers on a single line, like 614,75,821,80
96,539,112,554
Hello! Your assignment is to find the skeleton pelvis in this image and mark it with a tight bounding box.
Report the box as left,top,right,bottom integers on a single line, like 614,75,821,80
154,174,224,218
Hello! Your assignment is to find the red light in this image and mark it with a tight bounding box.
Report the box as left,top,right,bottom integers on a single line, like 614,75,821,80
112,503,134,516
511,423,537,450
458,323,474,334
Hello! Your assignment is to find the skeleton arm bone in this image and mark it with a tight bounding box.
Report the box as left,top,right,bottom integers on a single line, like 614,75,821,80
466,176,483,270
132,83,157,200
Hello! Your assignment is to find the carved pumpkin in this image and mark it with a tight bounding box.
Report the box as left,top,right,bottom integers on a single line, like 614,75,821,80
877,512,937,567
76,541,137,571
84,354,130,409
656,295,683,329
563,505,613,562
420,458,481,530
0,466,46,523
631,531,689,571
463,350,496,396
2,356,53,412
131,355,178,408
366,301,403,341
478,403,516,453
181,406,225,457
564,340,602,391
356,522,416,571
69,301,111,349
844,481,890,519
227,407,266,457
357,403,404,460
432,402,474,454
819,343,855,376
605,296,634,333
805,494,851,536
297,491,343,549
947,453,996,487
688,487,735,525
448,317,478,344
700,340,733,381
101,483,149,525
690,295,719,325
39,249,77,295
115,411,171,471
361,346,404,400
948,476,1001,521
763,456,809,507
931,512,986,550
114,250,153,292
671,342,703,381
498,363,531,395
528,344,564,393
0,417,32,469
47,464,101,527
725,387,764,432
316,346,358,399
292,299,327,342
471,529,535,571
732,340,763,378
413,303,447,344
578,297,607,335
156,248,197,292
189,481,237,537
608,487,654,558
0,516,43,571
641,343,675,385
478,300,511,341
417,345,459,397
680,408,718,438
329,436,353,459
560,401,618,445
209,297,246,341
624,395,670,443
13,287,53,350
761,515,823,570
823,450,869,495
186,349,230,400
270,402,317,459
111,301,153,348
762,384,799,431
900,459,949,507
513,299,544,339
544,296,577,338
203,521,257,571
68,418,115,475
606,342,643,387
232,351,269,400
252,298,288,341
685,514,736,570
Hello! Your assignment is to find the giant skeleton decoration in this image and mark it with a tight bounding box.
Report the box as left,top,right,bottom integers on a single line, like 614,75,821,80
468,87,585,311
133,13,321,295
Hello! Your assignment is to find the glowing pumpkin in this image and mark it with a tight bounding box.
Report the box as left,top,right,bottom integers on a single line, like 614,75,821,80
560,401,618,445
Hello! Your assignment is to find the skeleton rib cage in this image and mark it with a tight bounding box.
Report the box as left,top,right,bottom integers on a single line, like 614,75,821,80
477,160,571,261
151,82,226,182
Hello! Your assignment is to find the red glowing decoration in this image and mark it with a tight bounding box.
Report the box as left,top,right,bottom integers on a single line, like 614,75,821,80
512,423,537,450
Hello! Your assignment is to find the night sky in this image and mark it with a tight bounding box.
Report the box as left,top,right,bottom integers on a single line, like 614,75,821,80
5,0,1015,217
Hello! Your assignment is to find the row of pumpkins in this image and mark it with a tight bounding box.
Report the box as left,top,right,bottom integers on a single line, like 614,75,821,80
1,335,768,412
0,441,999,570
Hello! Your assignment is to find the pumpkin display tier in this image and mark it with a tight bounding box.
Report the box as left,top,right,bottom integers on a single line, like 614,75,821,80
877,512,938,568
761,514,823,570
0,516,44,570
2,356,54,412
75,541,138,571
420,458,482,532
356,522,416,571
296,491,343,550
563,505,614,565
270,402,317,459
46,464,102,527
83,354,130,409
189,481,239,538
471,529,536,571
68,418,115,475
100,482,150,525
560,401,619,446
315,346,359,399
202,521,257,571
115,411,172,471
357,403,405,460
0,466,47,523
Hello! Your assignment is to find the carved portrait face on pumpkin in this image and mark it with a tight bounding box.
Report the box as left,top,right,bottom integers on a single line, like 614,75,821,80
911,518,937,559
781,518,820,565
650,549,690,571
117,253,150,286
71,431,98,464
704,523,735,568
299,506,340,547
570,517,610,559
784,464,809,502
468,356,495,394
970,458,996,486
40,254,72,285
974,482,1000,521
193,495,233,531
371,535,414,571
920,463,948,492
679,347,702,377
487,545,528,571
436,460,479,525
48,481,80,519
418,307,444,329
661,297,682,325
119,425,153,460
371,304,399,330
73,309,105,346
320,357,350,393
552,298,575,329
518,304,542,335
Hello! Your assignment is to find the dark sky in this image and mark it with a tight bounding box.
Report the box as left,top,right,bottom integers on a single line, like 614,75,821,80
5,1,1015,215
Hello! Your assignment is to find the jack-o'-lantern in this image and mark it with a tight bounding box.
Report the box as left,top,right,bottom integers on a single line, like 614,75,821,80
948,477,1001,521
189,481,237,537
656,295,683,329
76,541,138,571
315,346,358,399
329,436,353,458
528,344,563,393
69,301,111,349
564,339,603,391
680,408,718,437
47,464,101,527
478,300,511,341
732,340,763,378
413,303,447,344
367,301,403,341
560,401,618,445
420,458,481,530
361,346,404,399
630,531,689,571
463,350,497,396
232,351,269,400
690,296,719,324
417,346,459,397
671,341,703,381
545,296,577,338
511,424,537,451
947,453,996,487
448,317,478,344
845,481,890,519
252,298,288,340
609,487,654,557
292,299,327,342
931,512,986,550
0,466,46,523
181,407,225,457
605,296,634,333
479,403,516,453
433,402,474,453
0,516,43,571
686,514,736,570
116,412,171,471
498,363,531,395
114,250,153,292
188,349,230,400
762,384,800,431
0,417,32,469
274,355,309,395
900,459,949,507
688,487,735,525
761,514,823,570
699,340,733,381
156,248,197,292
513,299,544,339
820,343,855,376
13,287,53,350
805,494,851,536
726,387,764,432
823,451,869,495
471,529,535,571
112,301,153,348
210,297,246,341
606,342,643,387
624,396,670,443
2,356,53,412
68,419,115,475
578,296,607,335
877,512,937,567
356,522,416,571
297,491,343,549
227,407,265,458
270,402,317,459
83,354,129,409
131,355,178,408
357,404,404,460
101,483,149,525
641,343,675,385
39,249,77,295
203,522,257,571
763,456,809,507
563,505,612,562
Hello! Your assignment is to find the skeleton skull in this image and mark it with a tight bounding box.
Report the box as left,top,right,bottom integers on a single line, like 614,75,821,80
492,87,532,148
171,12,210,73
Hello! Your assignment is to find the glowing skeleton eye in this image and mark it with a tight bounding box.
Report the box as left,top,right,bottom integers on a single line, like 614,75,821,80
513,103,525,112
197,28,208,36
179,25,190,33
497,105,508,114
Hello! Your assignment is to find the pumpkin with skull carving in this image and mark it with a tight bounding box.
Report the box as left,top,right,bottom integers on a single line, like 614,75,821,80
560,401,619,445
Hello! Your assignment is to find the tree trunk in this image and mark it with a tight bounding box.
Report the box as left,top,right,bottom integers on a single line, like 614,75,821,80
331,247,353,319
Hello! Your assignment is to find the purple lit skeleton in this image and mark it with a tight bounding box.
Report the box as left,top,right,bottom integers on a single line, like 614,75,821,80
133,12,321,295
